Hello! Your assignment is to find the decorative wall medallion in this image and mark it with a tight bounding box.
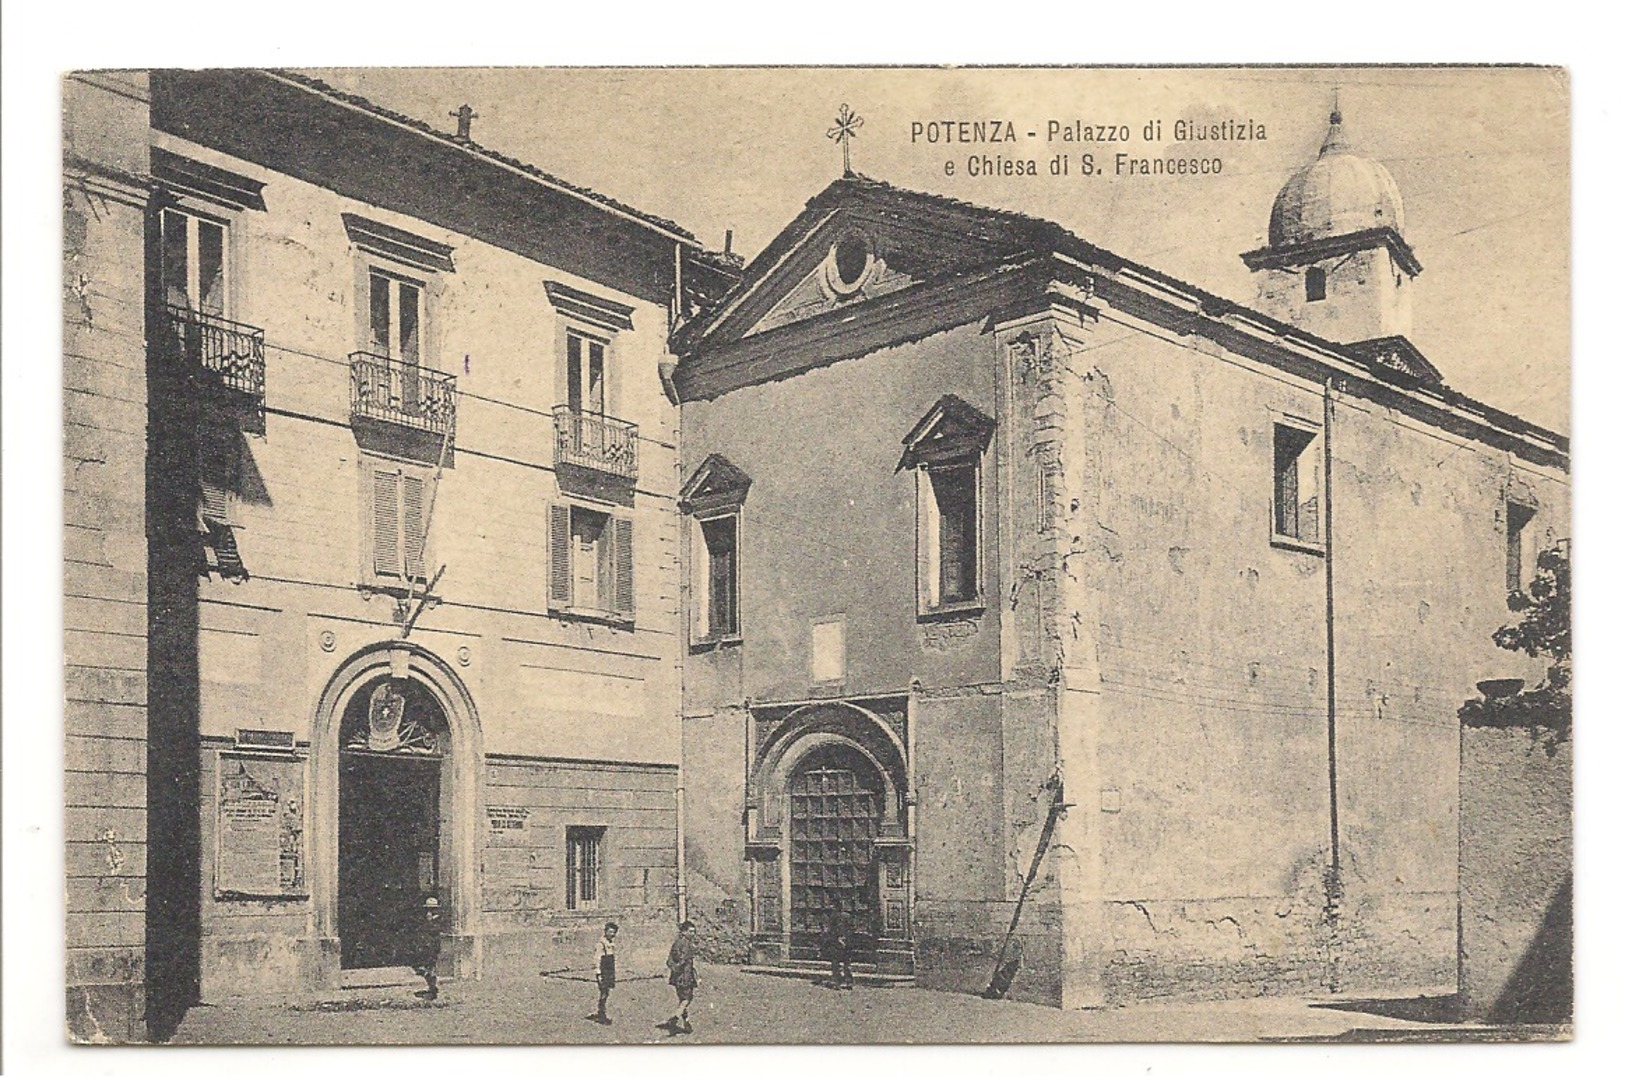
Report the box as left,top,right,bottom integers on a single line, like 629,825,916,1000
318,630,337,652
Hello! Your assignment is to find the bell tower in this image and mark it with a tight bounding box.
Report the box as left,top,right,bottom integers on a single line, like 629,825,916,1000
1242,106,1421,347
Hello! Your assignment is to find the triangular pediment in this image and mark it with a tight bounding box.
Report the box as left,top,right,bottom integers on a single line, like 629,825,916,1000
748,239,920,336
676,176,1053,354
899,395,996,470
679,453,752,512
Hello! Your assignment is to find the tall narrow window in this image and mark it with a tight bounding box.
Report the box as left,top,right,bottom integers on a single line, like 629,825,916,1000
565,827,605,910
929,465,979,605
567,331,607,415
572,507,608,607
1305,265,1327,302
699,514,739,638
367,461,429,585
1273,422,1323,546
368,270,423,364
161,208,228,315
1507,501,1536,596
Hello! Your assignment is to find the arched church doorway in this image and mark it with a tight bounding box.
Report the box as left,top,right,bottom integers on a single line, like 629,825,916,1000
787,743,884,960
336,676,449,970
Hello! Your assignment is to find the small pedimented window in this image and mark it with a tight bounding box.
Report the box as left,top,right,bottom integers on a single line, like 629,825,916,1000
900,396,995,617
681,455,752,643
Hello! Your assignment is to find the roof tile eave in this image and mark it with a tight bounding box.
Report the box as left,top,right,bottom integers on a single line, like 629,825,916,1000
265,69,701,244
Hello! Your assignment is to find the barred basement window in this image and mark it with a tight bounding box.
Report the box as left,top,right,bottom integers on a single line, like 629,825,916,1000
1272,422,1323,548
566,826,605,910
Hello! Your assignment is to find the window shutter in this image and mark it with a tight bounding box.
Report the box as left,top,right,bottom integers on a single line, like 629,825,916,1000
402,473,426,580
612,517,635,618
199,481,233,528
548,504,573,608
373,468,401,578
197,422,238,527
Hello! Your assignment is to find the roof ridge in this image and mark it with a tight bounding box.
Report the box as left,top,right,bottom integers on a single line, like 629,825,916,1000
266,69,700,244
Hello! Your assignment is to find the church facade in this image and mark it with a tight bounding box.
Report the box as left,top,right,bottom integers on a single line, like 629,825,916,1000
671,112,1569,1007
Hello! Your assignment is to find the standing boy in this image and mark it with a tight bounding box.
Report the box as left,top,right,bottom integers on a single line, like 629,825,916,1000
413,896,442,1001
592,921,618,1024
663,920,699,1034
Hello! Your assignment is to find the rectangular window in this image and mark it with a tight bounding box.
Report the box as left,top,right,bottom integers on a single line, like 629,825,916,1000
368,269,423,364
698,514,740,639
367,461,429,585
1507,502,1537,595
565,826,605,911
566,331,607,415
549,504,634,620
1305,265,1327,303
920,464,981,610
1273,423,1323,546
161,207,228,315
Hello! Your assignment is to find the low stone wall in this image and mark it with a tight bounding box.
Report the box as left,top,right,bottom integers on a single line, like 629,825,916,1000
1458,726,1572,1023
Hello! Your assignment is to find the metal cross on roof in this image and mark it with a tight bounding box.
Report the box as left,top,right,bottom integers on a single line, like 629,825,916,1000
827,104,864,176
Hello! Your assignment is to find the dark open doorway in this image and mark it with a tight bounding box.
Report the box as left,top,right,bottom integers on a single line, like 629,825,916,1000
336,677,448,971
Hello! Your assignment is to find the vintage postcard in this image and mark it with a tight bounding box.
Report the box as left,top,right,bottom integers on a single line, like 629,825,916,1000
60,65,1570,1046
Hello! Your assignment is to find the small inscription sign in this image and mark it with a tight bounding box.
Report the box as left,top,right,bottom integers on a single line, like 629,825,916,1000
215,753,305,898
235,727,296,752
486,805,531,844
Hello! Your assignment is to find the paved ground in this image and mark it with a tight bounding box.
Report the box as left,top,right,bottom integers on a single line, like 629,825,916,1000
167,964,1567,1045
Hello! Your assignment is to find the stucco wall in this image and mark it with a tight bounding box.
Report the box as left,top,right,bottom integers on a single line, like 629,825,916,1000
63,71,153,1043
1459,726,1572,1023
1060,303,1567,1003
680,320,1002,704
146,123,687,997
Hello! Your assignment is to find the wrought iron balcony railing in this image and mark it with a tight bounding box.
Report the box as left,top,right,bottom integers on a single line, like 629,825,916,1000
350,352,457,440
163,304,266,399
553,405,638,480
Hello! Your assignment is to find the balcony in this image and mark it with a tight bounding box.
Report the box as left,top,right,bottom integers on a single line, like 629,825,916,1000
350,352,457,441
164,305,265,400
553,406,638,481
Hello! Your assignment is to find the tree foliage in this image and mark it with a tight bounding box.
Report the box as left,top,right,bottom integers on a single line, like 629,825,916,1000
1459,542,1571,742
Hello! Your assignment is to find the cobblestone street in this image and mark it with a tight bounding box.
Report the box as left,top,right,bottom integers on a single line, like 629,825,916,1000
167,964,1554,1046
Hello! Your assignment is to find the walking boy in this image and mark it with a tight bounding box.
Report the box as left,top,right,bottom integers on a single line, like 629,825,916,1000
662,920,699,1034
592,921,618,1024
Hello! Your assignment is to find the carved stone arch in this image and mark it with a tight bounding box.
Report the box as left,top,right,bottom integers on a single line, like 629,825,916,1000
753,701,909,834
308,641,483,986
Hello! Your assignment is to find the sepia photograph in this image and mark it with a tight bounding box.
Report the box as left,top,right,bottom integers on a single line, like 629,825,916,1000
54,62,1572,1049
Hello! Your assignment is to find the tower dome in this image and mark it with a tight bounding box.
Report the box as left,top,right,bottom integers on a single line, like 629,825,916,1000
1268,109,1405,247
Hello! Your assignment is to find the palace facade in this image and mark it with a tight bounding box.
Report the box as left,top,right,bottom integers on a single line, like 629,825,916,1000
64,68,737,1040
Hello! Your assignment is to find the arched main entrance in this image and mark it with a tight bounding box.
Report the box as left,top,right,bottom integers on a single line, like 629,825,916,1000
337,677,448,970
309,643,482,988
747,701,914,972
788,743,885,958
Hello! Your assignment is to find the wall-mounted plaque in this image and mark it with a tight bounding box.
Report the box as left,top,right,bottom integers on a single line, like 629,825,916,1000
215,753,306,899
486,805,531,845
